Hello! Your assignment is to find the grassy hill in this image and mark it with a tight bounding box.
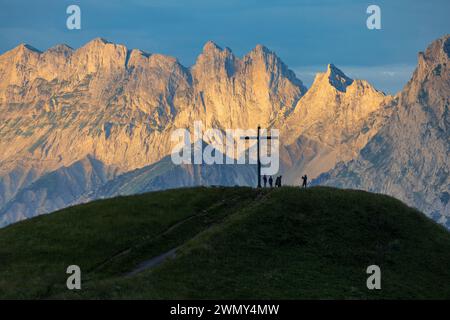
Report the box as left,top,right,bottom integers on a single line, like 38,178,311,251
0,186,449,299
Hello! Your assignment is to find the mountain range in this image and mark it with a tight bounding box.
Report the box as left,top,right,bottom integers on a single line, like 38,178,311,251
0,35,448,229
315,35,449,228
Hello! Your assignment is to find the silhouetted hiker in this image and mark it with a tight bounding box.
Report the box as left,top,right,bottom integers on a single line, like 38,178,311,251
269,176,273,188
275,176,280,187
278,175,282,187
263,175,267,188
301,175,308,188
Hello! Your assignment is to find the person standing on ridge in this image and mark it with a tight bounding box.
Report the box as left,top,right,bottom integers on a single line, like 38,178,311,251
263,175,267,188
301,175,308,188
269,176,273,188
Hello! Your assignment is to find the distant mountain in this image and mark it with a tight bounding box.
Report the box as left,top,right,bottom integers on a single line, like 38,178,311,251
0,36,448,229
315,34,450,229
0,39,303,225
0,149,256,227
81,146,257,202
279,63,393,184
0,155,118,226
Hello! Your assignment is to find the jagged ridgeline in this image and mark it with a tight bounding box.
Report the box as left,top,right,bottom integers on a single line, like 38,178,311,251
315,35,450,229
0,35,448,229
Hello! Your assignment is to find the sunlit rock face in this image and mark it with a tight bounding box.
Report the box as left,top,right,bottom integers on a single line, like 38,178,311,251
0,36,448,228
280,63,394,183
316,35,450,228
190,42,306,129
0,39,305,225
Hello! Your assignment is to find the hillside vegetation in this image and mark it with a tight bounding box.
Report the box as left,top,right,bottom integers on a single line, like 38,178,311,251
0,187,449,299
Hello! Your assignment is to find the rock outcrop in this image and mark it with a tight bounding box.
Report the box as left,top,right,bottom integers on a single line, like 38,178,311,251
316,35,450,228
0,36,448,229
280,64,393,183
0,39,304,225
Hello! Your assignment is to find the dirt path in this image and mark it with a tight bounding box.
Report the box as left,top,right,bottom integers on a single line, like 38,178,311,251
125,247,178,277
90,190,275,278
123,189,276,276
122,189,277,276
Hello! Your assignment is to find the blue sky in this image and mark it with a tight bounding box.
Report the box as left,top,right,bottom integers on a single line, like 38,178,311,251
0,0,449,93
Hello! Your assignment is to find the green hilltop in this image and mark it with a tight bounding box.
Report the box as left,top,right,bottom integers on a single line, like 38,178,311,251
0,186,449,299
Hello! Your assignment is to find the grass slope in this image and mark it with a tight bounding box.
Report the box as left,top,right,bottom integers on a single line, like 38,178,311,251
0,186,449,299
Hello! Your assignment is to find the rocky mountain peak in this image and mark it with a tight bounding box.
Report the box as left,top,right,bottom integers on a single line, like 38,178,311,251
3,43,41,60
281,61,391,180
202,40,223,53
200,41,234,62
317,35,450,229
415,35,449,78
5,36,446,230
420,34,449,64
192,41,236,80
45,44,74,58
17,43,42,54
252,44,271,55
87,37,111,46
324,64,354,92
72,38,128,74
242,44,306,92
199,40,234,58
245,44,278,63
77,37,127,55
402,34,449,117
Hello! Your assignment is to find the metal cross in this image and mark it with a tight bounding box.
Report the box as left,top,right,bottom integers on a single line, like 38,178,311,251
240,126,278,188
